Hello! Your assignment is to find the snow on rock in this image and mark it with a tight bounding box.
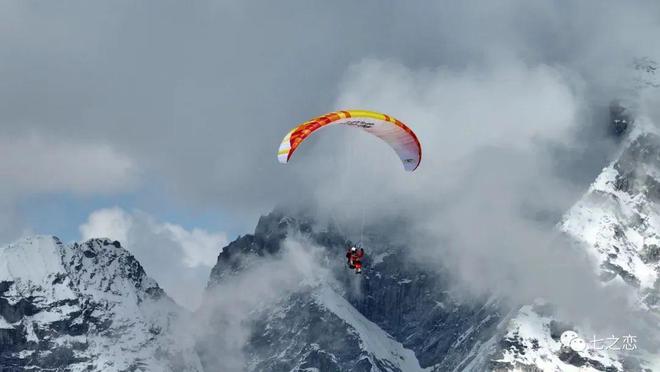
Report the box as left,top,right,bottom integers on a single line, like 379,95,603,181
314,285,431,372
493,305,622,372
207,209,506,372
495,125,660,371
0,235,202,372
561,131,660,294
0,315,13,329
372,252,392,266
0,236,77,304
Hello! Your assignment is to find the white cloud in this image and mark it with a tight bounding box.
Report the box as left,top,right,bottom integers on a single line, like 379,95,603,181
315,56,645,333
79,207,133,244
80,207,228,309
0,135,138,245
195,237,333,372
158,223,224,268
305,57,583,220
336,58,579,166
0,134,138,196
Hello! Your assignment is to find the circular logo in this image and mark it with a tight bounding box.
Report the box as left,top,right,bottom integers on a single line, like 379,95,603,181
560,331,579,347
569,337,587,352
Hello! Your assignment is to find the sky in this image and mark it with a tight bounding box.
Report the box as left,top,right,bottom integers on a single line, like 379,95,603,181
1,0,660,310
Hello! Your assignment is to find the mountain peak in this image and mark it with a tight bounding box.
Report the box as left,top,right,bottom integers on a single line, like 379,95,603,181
0,236,202,371
562,129,660,292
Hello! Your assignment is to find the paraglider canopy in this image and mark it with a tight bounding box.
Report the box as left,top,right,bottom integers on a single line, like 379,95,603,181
277,110,421,171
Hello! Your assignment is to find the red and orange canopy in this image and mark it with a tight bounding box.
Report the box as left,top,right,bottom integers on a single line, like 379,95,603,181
278,110,421,171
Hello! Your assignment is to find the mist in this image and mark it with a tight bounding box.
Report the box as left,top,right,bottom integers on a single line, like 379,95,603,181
298,51,660,348
2,0,660,364
193,237,336,372
2,0,660,230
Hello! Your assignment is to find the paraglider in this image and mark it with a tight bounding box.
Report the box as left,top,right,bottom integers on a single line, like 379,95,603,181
277,110,420,276
277,110,421,171
346,246,365,274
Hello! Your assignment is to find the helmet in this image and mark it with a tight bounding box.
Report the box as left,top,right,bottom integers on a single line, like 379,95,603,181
351,247,357,252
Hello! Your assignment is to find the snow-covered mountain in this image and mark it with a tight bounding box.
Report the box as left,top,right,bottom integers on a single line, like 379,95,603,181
2,111,659,371
197,210,511,372
490,121,660,372
562,125,660,300
197,110,660,372
0,236,202,371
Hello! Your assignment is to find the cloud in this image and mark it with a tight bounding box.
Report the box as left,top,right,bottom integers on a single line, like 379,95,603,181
194,237,332,372
0,133,137,196
1,0,659,226
0,134,138,244
315,55,656,339
79,207,133,244
160,222,225,268
1,0,660,351
79,207,227,309
303,57,584,224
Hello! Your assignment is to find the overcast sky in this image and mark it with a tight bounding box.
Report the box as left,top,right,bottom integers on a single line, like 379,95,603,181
1,1,660,308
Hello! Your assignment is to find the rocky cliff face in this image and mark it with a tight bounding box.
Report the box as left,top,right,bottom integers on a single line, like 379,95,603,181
2,112,659,371
200,210,510,372
0,236,202,372
491,122,660,372
562,129,660,297
199,121,660,371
